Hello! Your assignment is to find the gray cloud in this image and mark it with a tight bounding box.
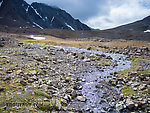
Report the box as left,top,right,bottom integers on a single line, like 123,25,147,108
26,0,108,21
25,0,150,29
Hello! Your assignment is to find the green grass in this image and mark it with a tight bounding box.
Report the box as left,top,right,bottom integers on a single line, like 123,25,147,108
121,86,136,96
34,89,50,99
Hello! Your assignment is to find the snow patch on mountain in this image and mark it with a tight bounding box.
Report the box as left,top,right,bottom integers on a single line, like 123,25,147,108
26,6,30,12
0,0,3,7
65,23,75,30
144,29,150,33
51,17,55,23
31,6,43,19
33,22,43,29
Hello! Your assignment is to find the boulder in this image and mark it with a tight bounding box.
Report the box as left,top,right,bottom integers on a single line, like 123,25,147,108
77,96,87,102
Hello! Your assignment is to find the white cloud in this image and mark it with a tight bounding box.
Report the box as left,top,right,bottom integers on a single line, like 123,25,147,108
85,0,150,29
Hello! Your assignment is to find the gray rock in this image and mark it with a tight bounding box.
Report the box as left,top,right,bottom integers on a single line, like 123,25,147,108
116,101,124,111
126,98,135,110
55,99,61,110
77,96,87,102
139,84,147,90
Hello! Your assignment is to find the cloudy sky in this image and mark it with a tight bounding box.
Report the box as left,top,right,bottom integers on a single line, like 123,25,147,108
26,0,150,30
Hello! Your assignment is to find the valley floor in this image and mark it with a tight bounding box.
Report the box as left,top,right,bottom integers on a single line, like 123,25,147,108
0,32,150,112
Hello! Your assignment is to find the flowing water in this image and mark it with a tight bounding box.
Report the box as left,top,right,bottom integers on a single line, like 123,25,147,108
55,46,131,113
26,43,131,112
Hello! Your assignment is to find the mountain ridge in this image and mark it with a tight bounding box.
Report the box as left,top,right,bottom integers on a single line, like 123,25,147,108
0,0,91,30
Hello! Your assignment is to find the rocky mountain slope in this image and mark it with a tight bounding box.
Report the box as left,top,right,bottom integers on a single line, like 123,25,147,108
118,16,150,32
0,0,91,30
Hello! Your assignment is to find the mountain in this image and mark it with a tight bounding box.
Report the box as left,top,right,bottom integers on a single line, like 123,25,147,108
0,0,91,30
94,16,150,41
113,16,150,32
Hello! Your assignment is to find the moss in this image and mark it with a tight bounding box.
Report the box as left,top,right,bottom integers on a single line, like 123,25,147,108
34,89,50,99
121,86,136,96
137,68,150,75
37,102,53,111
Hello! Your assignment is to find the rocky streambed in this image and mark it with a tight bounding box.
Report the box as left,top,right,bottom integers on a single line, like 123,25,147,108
0,37,149,113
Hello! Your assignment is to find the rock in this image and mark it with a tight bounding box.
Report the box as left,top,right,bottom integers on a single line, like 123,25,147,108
16,70,22,74
64,95,71,102
30,70,37,75
126,98,135,110
132,82,140,87
20,80,27,86
59,48,64,51
139,84,147,90
83,58,91,62
55,99,62,110
100,54,106,57
28,78,34,83
65,77,71,82
0,87,5,91
3,76,11,81
87,47,91,50
31,75,38,81
148,87,150,94
77,96,87,102
66,88,73,93
106,56,113,59
61,98,68,105
95,84,103,88
116,101,124,111
130,71,137,76
73,84,83,90
71,90,77,99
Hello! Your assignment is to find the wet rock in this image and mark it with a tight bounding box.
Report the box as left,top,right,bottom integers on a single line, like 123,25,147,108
95,84,103,88
58,48,64,52
77,96,87,102
73,84,83,90
83,58,91,62
116,101,124,111
87,47,91,50
126,98,135,110
106,56,113,59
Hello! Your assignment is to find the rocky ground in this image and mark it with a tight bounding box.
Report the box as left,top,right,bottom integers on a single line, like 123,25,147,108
0,34,150,113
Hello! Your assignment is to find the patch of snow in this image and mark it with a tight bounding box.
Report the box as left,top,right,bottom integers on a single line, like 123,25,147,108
13,20,16,22
30,35,46,40
0,0,3,7
51,17,55,23
33,22,43,29
45,17,48,20
26,6,30,12
144,30,150,33
31,6,43,19
65,23,75,31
